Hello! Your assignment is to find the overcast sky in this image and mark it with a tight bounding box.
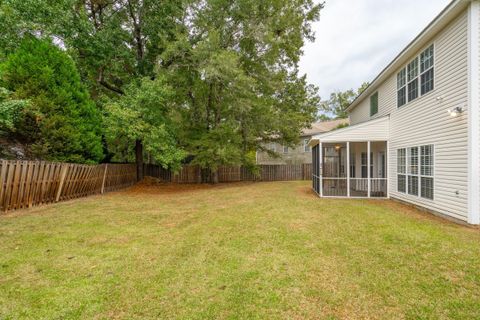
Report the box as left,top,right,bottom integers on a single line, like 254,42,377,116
299,0,451,99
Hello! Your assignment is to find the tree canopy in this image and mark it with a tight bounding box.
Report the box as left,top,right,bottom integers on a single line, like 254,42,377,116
0,0,324,180
319,82,369,119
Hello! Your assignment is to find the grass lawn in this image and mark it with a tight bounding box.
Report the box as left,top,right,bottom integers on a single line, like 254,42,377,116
0,181,479,319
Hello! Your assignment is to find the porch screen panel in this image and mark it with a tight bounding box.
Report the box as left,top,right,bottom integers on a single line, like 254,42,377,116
312,145,320,195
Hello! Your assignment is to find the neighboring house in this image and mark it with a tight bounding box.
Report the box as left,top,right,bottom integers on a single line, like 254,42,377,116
310,0,480,225
257,119,348,165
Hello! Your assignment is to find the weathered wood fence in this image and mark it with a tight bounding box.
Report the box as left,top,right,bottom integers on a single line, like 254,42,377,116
0,160,136,213
144,163,312,184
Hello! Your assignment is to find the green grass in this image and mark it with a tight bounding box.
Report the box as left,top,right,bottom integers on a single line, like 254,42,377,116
0,181,479,319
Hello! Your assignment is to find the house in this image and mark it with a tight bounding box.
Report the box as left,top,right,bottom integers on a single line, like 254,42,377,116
309,0,480,225
257,119,348,165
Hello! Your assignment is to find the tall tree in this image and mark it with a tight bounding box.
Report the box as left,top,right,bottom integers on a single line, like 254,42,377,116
319,82,370,119
164,0,322,182
0,36,103,163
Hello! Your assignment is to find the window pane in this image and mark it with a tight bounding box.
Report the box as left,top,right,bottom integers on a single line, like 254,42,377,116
397,69,406,88
370,92,378,116
408,147,418,175
283,146,289,153
420,145,434,176
407,58,418,82
421,68,434,95
397,148,406,174
420,45,434,72
397,87,406,107
398,174,406,193
408,80,418,101
408,175,419,196
421,177,434,199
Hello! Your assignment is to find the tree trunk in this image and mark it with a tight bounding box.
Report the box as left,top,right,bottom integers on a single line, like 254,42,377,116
135,139,144,181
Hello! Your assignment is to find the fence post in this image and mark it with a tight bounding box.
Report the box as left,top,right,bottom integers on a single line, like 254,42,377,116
55,164,69,202
0,160,7,212
101,164,108,194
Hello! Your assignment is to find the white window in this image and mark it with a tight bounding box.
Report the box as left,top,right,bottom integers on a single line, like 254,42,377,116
397,44,434,108
407,58,419,102
420,45,434,95
304,139,310,152
397,145,434,200
397,69,407,107
361,152,373,178
267,143,276,152
283,146,289,154
420,145,434,199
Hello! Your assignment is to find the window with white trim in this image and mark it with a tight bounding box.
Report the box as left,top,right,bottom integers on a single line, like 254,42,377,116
407,147,419,196
361,152,373,178
397,69,407,107
397,145,434,200
420,145,434,199
397,149,406,193
283,146,289,154
397,44,434,108
407,58,419,102
420,45,434,95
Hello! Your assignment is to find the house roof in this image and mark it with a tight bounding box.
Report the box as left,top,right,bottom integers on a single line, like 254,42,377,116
308,116,390,146
302,119,349,136
345,0,469,113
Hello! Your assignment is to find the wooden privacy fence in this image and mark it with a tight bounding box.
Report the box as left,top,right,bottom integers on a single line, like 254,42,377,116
144,163,312,184
0,160,136,213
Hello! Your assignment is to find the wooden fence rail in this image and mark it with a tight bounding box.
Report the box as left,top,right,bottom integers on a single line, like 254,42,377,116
144,163,312,184
0,160,136,213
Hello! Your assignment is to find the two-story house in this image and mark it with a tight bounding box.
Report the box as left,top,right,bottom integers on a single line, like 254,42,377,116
257,119,348,165
309,0,480,225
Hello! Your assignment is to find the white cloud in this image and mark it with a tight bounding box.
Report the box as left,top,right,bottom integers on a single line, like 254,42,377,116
300,0,452,99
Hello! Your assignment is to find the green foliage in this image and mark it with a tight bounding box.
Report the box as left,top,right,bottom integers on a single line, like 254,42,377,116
0,37,103,163
0,87,29,134
164,0,322,171
104,77,185,170
320,82,370,119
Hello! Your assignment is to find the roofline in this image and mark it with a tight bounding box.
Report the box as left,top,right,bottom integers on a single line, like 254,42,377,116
308,115,390,147
345,0,468,113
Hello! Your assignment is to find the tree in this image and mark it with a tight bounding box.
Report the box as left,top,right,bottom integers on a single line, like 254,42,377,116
319,82,370,119
104,77,185,171
0,36,103,163
163,0,322,182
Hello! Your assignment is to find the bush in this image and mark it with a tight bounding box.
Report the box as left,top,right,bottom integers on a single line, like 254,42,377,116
0,36,103,163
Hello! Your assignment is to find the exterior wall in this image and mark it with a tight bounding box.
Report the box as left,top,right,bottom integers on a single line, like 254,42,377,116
348,8,470,221
257,136,312,165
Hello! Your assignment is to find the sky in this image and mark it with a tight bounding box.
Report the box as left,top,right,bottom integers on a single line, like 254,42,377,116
299,0,451,99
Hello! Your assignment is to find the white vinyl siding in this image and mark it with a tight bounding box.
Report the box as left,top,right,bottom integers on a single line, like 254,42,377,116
350,9,469,221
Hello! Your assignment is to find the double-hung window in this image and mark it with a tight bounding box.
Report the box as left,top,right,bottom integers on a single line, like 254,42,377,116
397,145,434,200
407,147,419,196
420,45,434,95
407,59,419,102
397,44,434,108
397,149,406,193
361,152,373,178
397,69,407,107
420,145,434,199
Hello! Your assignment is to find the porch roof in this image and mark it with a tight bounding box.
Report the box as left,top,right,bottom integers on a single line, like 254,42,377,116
308,116,390,146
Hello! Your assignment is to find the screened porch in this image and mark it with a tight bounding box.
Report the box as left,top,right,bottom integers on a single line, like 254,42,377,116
312,141,388,198
310,116,390,199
